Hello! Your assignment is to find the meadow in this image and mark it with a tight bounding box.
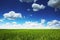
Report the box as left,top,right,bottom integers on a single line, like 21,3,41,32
0,29,60,40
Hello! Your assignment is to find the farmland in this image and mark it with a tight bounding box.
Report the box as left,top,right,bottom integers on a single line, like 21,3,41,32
0,29,60,40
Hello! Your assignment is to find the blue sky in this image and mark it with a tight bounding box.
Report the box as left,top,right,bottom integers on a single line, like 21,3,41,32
0,0,60,29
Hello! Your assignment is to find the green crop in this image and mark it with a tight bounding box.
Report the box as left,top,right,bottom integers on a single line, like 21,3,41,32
0,29,60,40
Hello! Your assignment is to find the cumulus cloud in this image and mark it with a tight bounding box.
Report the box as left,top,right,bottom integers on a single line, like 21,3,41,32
19,0,37,3
48,0,60,8
3,11,22,20
0,21,45,29
0,19,60,29
32,3,45,11
47,20,60,29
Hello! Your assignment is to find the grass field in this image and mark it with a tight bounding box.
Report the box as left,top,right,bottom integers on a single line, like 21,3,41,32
0,29,60,40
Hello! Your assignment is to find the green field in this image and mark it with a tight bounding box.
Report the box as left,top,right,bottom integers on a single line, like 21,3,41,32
0,29,60,40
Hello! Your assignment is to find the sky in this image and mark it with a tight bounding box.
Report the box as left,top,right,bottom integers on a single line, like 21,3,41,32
0,0,60,29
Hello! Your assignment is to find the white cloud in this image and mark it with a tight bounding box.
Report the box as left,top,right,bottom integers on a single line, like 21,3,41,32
32,3,45,11
0,19,5,22
48,0,60,8
41,19,45,24
47,20,60,29
34,0,37,2
3,11,22,20
0,19,60,29
0,19,3,22
19,0,37,3
0,21,45,29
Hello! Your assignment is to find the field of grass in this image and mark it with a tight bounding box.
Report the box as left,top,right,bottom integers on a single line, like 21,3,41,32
0,29,60,40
